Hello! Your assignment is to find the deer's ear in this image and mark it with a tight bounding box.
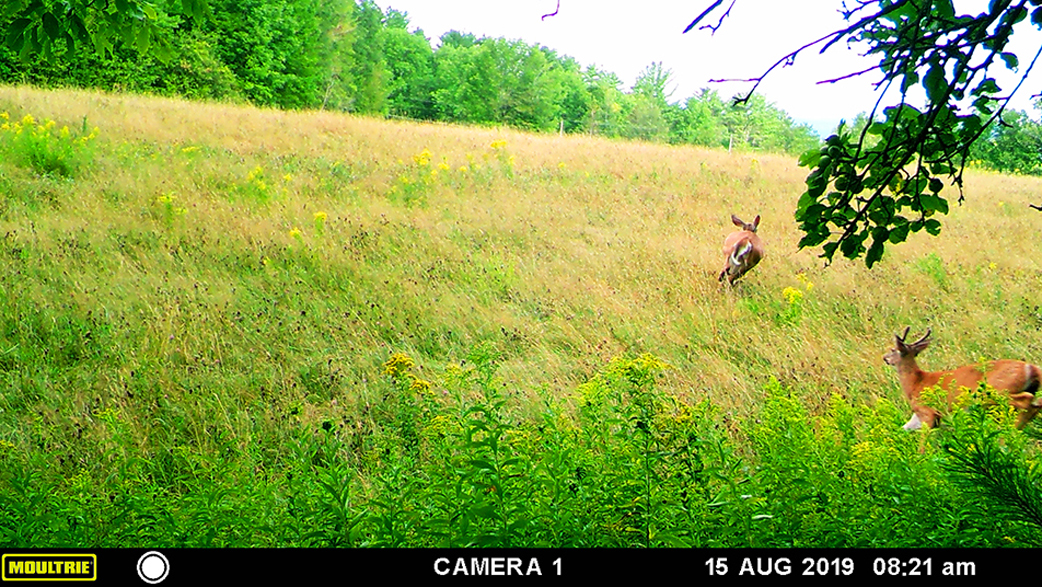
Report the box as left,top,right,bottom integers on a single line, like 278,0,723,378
752,215,760,229
731,215,744,227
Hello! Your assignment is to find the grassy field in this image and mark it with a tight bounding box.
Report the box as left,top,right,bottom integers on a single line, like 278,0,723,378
1,84,1041,547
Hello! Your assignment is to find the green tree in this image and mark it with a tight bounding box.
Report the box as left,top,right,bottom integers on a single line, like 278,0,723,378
970,108,1042,175
632,61,674,105
382,8,434,119
582,65,627,137
689,0,1042,267
619,92,668,142
547,51,590,133
669,89,727,147
431,36,572,131
346,0,388,114
2,0,209,61
430,34,497,123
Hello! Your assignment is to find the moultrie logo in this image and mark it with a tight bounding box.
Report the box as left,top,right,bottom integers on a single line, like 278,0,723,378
2,553,97,581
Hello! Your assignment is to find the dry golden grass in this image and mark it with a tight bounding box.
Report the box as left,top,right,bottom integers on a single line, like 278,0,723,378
3,83,1042,428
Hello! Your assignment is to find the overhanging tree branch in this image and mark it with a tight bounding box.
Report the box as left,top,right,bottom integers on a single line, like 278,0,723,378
689,0,1042,267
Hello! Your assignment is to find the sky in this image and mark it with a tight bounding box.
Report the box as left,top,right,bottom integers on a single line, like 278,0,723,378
380,0,1042,137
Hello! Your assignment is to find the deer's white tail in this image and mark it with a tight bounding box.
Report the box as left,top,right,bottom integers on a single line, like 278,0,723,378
719,214,764,285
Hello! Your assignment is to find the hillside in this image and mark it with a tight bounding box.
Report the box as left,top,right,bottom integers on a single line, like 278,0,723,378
2,85,1041,547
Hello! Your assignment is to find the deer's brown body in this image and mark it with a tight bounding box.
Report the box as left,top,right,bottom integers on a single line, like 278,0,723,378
884,328,1042,430
719,214,764,285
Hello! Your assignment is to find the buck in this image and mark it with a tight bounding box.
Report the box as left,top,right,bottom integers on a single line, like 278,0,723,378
718,214,764,285
884,327,1042,431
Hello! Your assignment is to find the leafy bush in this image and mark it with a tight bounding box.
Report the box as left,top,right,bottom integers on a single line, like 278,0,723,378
0,112,98,178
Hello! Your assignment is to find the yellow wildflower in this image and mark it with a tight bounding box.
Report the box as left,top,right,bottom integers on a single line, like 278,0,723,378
783,287,804,305
796,272,814,292
413,148,432,166
384,352,415,378
410,378,432,395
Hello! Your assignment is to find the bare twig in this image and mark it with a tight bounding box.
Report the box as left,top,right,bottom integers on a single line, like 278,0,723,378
541,0,560,21
816,64,884,85
700,0,737,35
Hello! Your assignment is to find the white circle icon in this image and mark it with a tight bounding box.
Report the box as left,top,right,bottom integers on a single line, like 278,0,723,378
137,551,170,584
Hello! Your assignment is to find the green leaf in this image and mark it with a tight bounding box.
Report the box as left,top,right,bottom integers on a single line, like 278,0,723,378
901,70,920,93
935,0,955,19
4,2,25,18
924,64,947,102
69,16,89,44
6,18,30,52
17,23,35,60
798,148,821,168
41,11,60,43
135,23,151,54
925,219,942,235
1000,52,1019,70
920,194,949,214
840,232,863,258
972,78,1001,96
889,223,910,244
469,459,496,471
866,234,886,268
796,192,821,218
1033,7,1042,27
798,229,829,249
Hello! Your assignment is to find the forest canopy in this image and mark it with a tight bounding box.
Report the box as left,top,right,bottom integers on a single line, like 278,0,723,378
3,0,1040,172
0,0,821,154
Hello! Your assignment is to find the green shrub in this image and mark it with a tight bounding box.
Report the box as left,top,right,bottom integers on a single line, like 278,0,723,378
0,113,98,178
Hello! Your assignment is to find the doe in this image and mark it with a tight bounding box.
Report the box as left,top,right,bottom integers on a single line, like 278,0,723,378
883,327,1042,431
719,214,764,285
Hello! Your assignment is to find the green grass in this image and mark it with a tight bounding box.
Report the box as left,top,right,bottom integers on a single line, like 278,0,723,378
0,84,1041,547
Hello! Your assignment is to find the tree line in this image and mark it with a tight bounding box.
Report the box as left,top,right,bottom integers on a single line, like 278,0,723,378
0,0,823,155
1,0,1039,171
842,108,1042,177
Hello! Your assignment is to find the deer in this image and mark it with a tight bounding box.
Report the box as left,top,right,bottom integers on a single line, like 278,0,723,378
718,214,764,285
884,327,1042,432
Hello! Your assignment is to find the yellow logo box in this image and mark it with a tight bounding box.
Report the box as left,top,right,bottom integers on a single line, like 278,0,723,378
2,554,97,581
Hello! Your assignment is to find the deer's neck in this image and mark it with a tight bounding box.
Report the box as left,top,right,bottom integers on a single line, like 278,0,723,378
898,361,926,400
